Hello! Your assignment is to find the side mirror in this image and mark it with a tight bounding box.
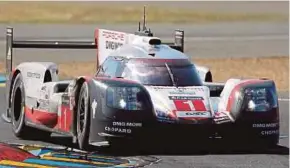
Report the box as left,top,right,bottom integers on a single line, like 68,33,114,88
195,65,212,82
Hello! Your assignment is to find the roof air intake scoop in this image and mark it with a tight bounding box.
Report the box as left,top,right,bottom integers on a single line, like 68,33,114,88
149,38,161,45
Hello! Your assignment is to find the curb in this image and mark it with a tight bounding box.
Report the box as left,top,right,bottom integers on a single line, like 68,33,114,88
0,75,5,83
0,75,5,87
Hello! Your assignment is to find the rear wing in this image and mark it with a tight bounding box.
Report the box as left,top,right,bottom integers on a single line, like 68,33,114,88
5,27,96,79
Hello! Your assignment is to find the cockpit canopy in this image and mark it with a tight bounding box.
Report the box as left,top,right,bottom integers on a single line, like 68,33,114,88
123,58,202,86
97,57,203,87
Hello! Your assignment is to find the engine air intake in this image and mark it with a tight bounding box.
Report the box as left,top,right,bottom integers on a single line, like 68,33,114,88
149,38,161,45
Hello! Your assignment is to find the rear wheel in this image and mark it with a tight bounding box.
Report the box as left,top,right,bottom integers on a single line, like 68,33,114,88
76,82,91,150
11,73,51,139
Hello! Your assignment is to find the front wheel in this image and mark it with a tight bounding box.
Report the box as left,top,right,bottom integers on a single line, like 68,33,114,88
76,82,91,150
11,73,30,138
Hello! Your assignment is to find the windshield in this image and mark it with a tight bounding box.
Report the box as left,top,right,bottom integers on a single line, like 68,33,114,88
122,61,203,86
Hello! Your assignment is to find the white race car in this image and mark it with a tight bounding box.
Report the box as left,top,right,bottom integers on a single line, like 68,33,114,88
3,21,279,150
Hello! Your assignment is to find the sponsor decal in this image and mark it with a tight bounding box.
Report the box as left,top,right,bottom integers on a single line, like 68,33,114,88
112,122,142,127
169,88,204,95
252,123,279,136
102,30,125,41
176,111,211,118
252,123,279,128
105,127,132,134
157,118,176,123
173,99,207,112
105,41,123,50
169,90,197,95
261,130,279,135
152,87,204,95
213,116,232,124
169,96,203,100
91,99,98,119
27,72,41,79
0,143,152,167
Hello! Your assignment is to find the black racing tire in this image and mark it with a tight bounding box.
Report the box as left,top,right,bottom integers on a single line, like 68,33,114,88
11,73,31,138
76,82,91,150
11,73,51,139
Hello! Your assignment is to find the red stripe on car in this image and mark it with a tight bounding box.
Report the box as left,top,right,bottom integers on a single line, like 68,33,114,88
25,107,58,127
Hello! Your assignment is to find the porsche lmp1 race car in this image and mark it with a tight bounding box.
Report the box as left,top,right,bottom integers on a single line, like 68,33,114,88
3,21,280,150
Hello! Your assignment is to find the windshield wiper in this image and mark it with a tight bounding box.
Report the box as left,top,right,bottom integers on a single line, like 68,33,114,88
165,63,177,87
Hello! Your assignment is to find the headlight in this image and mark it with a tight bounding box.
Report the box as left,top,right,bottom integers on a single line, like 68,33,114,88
106,86,144,110
244,87,277,112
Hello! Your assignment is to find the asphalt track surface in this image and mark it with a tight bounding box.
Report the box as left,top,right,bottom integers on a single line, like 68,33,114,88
0,22,288,64
0,22,288,166
0,1,289,167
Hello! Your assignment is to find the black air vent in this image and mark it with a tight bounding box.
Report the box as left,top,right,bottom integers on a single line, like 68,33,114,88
149,39,161,45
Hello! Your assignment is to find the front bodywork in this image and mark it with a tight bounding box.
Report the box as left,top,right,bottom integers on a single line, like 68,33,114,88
86,77,279,146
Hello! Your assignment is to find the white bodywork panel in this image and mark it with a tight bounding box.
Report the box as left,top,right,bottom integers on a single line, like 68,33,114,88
25,80,72,115
15,62,58,98
144,86,214,119
97,29,164,65
15,62,70,116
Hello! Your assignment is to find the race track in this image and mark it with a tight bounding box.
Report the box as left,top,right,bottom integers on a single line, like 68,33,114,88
0,1,289,167
0,22,288,64
0,23,288,168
